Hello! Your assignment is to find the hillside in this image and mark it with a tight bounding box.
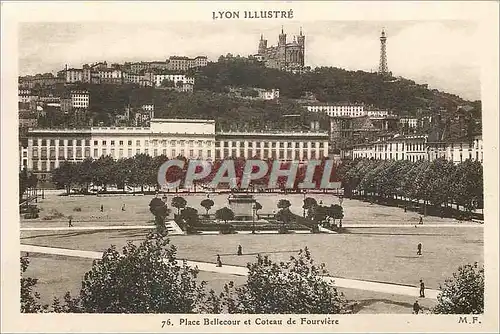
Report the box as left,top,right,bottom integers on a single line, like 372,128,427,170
57,56,481,138
191,56,479,114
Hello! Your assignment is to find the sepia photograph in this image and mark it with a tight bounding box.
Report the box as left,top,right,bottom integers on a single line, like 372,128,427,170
1,1,499,333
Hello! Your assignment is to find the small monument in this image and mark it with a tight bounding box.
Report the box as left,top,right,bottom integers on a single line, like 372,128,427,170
228,194,256,221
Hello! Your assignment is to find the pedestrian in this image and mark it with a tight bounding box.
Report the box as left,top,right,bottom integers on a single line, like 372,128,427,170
216,254,223,267
413,300,421,314
68,218,73,227
419,280,425,298
417,243,422,256
419,216,423,225
237,245,242,256
404,205,407,213
100,204,104,212
121,204,125,211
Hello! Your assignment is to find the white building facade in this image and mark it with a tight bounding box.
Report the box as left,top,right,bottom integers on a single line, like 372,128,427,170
71,91,90,109
352,134,483,164
25,119,330,176
153,74,195,87
215,131,329,160
305,104,365,117
399,117,418,128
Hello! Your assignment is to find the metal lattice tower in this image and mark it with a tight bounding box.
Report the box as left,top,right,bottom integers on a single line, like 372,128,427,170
378,29,388,75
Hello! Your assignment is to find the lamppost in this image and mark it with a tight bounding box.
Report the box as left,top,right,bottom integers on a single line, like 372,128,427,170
303,190,306,217
252,202,256,234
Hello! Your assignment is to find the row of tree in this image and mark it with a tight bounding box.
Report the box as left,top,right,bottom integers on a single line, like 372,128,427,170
337,158,483,213
51,155,341,194
21,233,484,314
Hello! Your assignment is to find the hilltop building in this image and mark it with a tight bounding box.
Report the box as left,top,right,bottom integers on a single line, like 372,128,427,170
257,27,305,71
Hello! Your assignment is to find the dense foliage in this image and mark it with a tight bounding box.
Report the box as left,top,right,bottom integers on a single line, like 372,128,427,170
215,248,348,313
51,233,209,313
433,262,484,314
50,156,339,193
337,158,483,214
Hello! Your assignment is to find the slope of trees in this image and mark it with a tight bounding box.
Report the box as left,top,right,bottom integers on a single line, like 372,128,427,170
191,57,477,113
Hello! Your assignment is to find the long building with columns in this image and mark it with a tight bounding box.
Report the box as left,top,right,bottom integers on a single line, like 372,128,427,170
25,119,329,178
351,134,483,164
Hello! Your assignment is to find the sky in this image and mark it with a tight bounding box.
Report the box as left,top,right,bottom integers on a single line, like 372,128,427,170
18,21,480,101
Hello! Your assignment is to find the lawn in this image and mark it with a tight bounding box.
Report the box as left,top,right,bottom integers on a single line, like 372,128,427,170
22,192,459,226
21,225,483,290
22,253,437,314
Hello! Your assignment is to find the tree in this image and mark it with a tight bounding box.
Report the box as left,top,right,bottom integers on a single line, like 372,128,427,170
171,196,187,215
433,262,484,314
329,204,344,225
215,207,235,224
161,79,175,88
149,197,170,234
277,199,291,210
51,161,77,194
254,201,262,219
200,199,215,215
303,197,318,217
54,233,209,313
218,248,348,313
21,257,47,313
181,207,200,227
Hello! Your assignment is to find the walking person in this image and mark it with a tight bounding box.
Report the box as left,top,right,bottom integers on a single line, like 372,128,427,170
419,280,425,298
417,243,422,256
419,216,423,225
216,254,223,267
413,300,421,314
68,217,73,228
121,204,125,211
237,245,242,256
100,204,104,212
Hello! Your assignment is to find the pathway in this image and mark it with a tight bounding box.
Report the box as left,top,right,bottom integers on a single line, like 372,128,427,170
20,244,440,300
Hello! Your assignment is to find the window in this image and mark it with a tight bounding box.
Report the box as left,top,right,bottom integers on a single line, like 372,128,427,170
76,140,82,146
102,148,107,156
119,140,124,146
271,142,276,148
32,148,38,158
41,139,47,146
198,149,203,157
94,140,98,145
50,140,55,146
41,161,47,171
180,149,185,156
102,140,107,145
144,148,149,155
111,140,115,146
128,140,132,146
207,150,211,158
93,148,98,157
110,148,115,157
136,140,141,146
145,140,149,147
154,149,158,156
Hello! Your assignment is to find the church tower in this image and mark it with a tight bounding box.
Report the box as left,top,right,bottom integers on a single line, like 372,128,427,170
297,27,305,67
258,34,267,55
278,26,287,46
